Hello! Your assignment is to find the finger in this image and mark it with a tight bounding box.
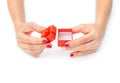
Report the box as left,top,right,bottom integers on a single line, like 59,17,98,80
17,33,48,45
70,50,97,57
67,40,95,51
23,48,43,57
64,33,94,48
17,41,52,50
27,22,46,33
72,24,90,34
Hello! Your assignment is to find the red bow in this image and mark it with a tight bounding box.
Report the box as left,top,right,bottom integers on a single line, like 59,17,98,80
41,25,57,43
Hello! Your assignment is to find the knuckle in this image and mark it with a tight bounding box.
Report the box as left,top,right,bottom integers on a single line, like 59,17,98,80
75,39,81,45
81,37,87,43
83,27,90,33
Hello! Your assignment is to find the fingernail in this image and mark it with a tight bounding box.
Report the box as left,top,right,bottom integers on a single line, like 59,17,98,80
47,44,52,48
64,44,69,48
70,53,74,57
42,40,48,44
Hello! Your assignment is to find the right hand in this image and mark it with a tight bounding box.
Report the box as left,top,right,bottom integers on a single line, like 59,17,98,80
15,22,52,57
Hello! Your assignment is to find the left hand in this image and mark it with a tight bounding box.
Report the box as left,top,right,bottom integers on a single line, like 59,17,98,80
64,24,106,57
15,22,52,57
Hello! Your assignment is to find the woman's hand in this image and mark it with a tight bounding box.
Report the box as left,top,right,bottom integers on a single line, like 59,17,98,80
15,22,52,57
64,24,106,57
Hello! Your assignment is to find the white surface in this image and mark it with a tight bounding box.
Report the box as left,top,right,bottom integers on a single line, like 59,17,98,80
0,0,120,83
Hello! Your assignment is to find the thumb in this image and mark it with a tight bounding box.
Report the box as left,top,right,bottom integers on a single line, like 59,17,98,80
72,24,90,34
28,22,46,33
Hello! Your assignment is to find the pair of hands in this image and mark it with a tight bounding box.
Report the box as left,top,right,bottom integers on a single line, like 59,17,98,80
15,22,105,57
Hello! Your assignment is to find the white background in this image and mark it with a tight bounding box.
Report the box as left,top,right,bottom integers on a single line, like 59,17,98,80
0,0,120,83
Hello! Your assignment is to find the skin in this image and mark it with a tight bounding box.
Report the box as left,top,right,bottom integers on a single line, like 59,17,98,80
7,0,52,57
64,0,112,57
7,0,112,57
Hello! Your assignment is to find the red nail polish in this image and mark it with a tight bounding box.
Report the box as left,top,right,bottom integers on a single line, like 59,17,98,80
42,40,48,44
64,44,69,47
70,53,74,57
47,45,52,48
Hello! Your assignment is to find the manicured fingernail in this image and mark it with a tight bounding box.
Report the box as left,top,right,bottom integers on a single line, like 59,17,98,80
47,44,52,48
42,40,48,44
70,53,74,57
64,44,69,47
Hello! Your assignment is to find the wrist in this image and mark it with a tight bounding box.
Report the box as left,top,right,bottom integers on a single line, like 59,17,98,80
94,22,106,40
95,15,108,30
95,19,107,30
14,21,26,32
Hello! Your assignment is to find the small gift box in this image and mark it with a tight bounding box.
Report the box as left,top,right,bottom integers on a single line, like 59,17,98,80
58,29,73,47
